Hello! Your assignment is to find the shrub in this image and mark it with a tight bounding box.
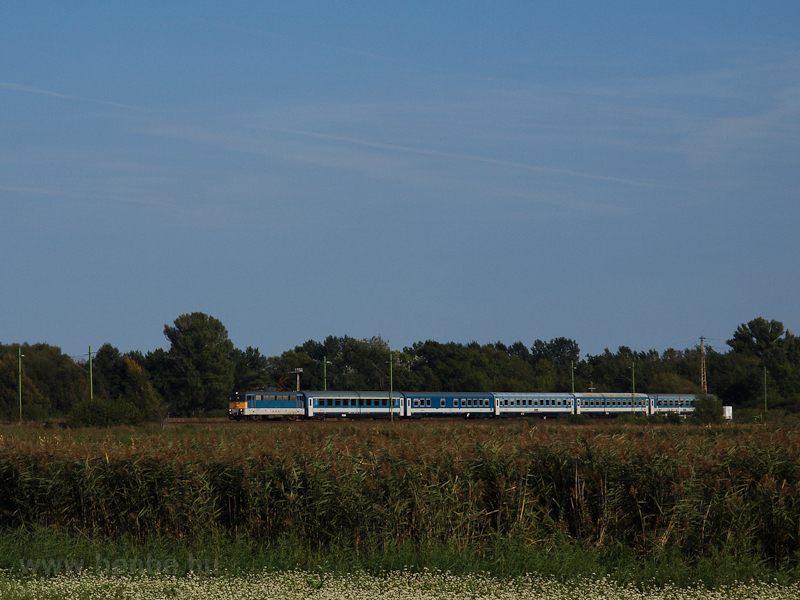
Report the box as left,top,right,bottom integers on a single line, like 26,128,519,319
691,394,724,424
67,398,142,427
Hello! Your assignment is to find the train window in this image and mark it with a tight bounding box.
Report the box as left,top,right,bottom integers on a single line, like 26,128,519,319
335,399,341,406
413,399,419,407
468,399,472,407
426,398,431,407
440,399,446,407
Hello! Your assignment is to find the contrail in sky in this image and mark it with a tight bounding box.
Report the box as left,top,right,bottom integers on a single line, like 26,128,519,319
272,127,661,188
0,82,139,110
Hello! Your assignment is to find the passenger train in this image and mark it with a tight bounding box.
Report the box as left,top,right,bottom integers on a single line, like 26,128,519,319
228,389,696,420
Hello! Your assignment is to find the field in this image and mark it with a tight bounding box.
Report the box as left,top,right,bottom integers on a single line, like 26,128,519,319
1,418,799,594
1,570,798,600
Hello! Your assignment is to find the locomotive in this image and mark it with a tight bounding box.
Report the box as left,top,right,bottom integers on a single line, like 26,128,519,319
228,389,695,420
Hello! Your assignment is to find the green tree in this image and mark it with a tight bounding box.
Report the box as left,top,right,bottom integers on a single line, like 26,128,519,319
691,394,724,424
0,351,50,421
0,343,88,416
93,343,128,400
163,313,235,416
230,346,274,390
74,344,163,424
728,317,785,359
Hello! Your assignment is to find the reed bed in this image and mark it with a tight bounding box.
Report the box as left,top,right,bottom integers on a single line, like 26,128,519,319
0,421,798,571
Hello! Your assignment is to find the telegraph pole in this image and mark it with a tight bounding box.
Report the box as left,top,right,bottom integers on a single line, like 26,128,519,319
571,360,575,394
18,348,24,421
699,336,707,394
86,346,96,400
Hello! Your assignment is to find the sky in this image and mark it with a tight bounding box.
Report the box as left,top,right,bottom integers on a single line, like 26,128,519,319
2,2,799,363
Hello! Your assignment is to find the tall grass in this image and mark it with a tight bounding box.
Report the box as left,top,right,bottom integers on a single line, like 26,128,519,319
0,421,799,582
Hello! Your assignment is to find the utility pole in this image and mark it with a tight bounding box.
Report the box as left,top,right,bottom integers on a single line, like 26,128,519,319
296,368,303,392
389,351,393,424
571,360,575,394
765,366,768,414
86,346,96,400
699,336,707,394
18,348,24,421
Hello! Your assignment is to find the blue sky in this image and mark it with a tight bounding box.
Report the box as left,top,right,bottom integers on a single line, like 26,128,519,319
2,2,799,362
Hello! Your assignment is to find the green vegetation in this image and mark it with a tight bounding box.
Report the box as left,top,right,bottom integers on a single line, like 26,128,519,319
1,569,796,600
1,421,799,587
3,315,800,423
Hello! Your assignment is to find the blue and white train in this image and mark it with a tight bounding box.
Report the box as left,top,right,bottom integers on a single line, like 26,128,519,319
228,389,696,420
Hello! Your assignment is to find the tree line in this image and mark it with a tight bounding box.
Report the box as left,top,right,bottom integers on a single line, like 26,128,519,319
1,314,798,423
